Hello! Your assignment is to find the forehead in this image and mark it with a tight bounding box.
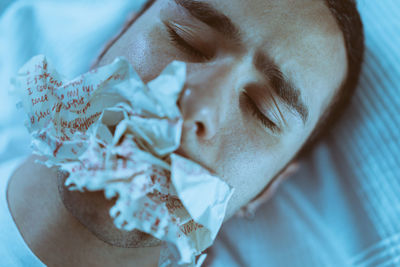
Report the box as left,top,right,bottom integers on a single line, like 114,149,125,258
173,0,347,130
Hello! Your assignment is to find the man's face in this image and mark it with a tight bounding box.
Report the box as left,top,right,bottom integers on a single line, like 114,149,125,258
99,0,346,219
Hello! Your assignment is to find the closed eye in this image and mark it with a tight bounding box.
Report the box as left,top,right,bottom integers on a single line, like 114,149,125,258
165,23,212,62
240,92,281,134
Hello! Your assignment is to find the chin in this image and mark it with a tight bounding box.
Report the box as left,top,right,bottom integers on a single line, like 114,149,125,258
90,228,163,248
56,171,162,248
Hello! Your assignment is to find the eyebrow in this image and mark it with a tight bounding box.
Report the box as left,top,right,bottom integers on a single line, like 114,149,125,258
254,52,309,124
174,0,241,43
175,0,309,124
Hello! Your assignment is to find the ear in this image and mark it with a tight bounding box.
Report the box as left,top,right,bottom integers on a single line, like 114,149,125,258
235,162,300,219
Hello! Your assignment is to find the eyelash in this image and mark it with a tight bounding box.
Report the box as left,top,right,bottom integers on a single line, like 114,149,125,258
242,93,281,134
166,25,212,61
166,24,279,134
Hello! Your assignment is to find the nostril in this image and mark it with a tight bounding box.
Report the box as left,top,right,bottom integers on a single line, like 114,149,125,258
177,87,191,110
195,122,205,136
177,94,183,110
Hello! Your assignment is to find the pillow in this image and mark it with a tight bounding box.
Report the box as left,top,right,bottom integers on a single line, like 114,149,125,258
0,0,146,163
1,1,398,266
208,1,400,266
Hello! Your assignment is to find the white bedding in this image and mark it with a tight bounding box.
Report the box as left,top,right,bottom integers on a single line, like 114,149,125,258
210,1,400,266
0,1,399,266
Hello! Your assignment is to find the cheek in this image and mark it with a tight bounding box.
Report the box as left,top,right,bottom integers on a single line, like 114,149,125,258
222,152,273,219
125,27,174,83
101,23,176,84
217,136,280,219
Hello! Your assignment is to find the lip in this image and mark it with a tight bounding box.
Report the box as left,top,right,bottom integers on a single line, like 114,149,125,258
174,147,190,159
173,147,217,175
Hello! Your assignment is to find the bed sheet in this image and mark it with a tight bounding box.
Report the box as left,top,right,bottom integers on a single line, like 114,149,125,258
209,1,400,266
0,0,145,163
0,1,399,267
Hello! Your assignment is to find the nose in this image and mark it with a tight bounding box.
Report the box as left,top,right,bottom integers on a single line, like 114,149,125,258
179,87,217,140
178,63,232,141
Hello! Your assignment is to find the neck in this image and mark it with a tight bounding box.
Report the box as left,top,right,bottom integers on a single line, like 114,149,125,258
7,155,160,267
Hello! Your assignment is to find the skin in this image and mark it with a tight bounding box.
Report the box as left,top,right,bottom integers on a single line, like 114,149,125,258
6,0,347,266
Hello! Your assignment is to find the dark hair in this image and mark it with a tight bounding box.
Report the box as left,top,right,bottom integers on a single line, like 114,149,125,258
294,0,365,159
98,0,364,161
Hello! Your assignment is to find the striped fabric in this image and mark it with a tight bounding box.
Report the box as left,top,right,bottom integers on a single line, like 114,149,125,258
0,0,398,266
209,1,400,266
338,1,400,265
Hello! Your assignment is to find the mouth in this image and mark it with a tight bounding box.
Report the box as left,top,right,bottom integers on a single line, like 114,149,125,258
174,147,190,159
18,55,231,265
173,147,217,175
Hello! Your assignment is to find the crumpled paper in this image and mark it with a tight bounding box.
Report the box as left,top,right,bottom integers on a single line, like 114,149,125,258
12,55,234,266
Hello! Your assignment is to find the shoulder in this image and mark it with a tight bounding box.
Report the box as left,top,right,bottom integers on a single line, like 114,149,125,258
7,155,58,255
7,155,52,212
